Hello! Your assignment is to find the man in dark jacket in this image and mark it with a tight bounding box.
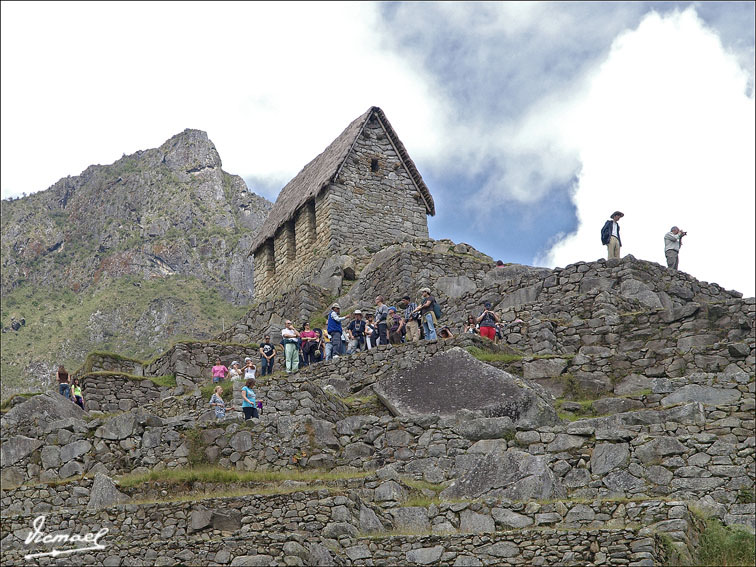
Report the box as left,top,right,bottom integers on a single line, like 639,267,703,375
601,211,624,259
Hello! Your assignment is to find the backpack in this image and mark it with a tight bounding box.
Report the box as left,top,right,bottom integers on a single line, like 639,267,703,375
432,300,442,321
600,221,612,245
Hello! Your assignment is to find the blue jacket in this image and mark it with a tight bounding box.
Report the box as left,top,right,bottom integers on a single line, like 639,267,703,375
327,310,346,334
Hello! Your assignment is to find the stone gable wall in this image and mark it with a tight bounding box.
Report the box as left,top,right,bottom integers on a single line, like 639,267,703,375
252,114,430,301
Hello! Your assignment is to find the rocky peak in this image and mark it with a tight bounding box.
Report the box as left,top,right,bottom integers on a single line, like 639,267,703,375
159,129,222,173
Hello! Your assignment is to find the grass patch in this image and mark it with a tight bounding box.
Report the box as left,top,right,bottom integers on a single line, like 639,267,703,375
737,488,755,504
695,519,755,566
466,346,523,363
341,394,379,406
117,465,370,488
83,371,176,388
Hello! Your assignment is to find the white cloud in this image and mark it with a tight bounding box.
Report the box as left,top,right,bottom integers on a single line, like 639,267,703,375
1,2,447,200
539,8,755,296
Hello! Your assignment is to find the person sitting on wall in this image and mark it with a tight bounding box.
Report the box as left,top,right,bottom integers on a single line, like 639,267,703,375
211,358,228,383
346,310,367,354
439,326,454,339
464,314,479,335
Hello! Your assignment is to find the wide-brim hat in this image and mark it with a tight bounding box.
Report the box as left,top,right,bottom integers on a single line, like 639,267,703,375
611,211,624,218
332,303,340,309
353,309,362,315
419,287,431,294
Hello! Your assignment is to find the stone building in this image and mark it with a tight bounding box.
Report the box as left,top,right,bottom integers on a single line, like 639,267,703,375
249,106,435,299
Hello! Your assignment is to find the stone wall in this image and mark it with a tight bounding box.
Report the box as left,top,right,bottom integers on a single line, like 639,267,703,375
80,374,169,412
74,352,145,378
1,483,694,566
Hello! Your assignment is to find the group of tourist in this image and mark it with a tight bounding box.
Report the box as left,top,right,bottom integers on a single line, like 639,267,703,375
56,365,85,410
208,357,261,421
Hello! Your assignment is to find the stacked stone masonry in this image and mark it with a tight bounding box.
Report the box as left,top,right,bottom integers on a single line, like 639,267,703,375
253,114,430,300
2,250,754,566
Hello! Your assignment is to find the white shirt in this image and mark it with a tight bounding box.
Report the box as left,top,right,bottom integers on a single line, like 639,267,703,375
611,221,619,238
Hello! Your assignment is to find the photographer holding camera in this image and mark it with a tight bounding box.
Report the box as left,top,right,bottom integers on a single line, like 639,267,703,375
664,226,687,270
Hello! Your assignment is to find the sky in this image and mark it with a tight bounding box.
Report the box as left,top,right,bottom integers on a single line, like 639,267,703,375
2,2,754,296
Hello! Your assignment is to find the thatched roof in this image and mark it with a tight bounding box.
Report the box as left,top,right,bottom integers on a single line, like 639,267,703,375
249,106,434,254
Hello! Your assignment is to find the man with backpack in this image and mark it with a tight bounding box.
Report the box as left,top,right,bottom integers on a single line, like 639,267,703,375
601,211,624,260
399,295,421,342
412,288,438,340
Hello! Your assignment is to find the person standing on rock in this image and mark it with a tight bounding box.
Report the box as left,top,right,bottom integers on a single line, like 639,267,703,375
364,314,376,350
209,385,232,420
71,377,85,410
664,226,686,270
282,320,300,373
400,295,421,343
374,296,389,345
56,365,71,399
327,303,348,357
300,322,319,366
259,336,276,376
211,358,228,384
476,302,500,341
387,307,402,344
601,211,624,259
412,288,437,340
243,357,256,380
228,361,243,381
346,310,367,354
241,378,259,420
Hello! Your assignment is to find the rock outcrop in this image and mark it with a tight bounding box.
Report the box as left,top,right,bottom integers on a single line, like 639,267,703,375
0,130,272,397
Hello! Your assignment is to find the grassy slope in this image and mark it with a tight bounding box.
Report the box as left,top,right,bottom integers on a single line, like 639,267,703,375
0,275,247,397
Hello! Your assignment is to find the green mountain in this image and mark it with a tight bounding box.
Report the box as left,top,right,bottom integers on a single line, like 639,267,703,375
0,129,271,397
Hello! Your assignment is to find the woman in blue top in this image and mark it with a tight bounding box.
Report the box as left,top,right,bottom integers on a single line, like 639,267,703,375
241,378,259,420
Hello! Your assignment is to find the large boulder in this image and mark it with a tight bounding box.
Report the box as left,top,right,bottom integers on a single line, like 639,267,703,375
87,473,130,510
374,347,558,428
1,393,85,436
1,436,44,467
441,442,564,501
